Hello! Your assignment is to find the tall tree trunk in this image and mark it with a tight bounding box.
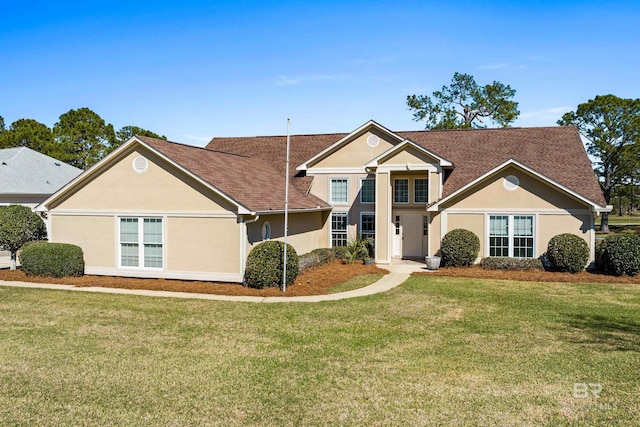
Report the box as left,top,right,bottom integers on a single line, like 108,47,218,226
600,212,610,234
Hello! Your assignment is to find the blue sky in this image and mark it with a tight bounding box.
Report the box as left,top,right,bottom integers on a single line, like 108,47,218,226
1,0,639,146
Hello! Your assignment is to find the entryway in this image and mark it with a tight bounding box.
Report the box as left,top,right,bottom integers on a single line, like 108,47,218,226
392,213,424,259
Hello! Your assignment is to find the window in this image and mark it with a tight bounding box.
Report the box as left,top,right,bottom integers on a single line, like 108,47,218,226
261,221,271,241
120,217,163,268
414,178,429,203
331,212,348,247
330,178,348,204
360,178,375,204
395,215,400,235
394,179,409,203
489,215,534,258
423,215,429,236
360,213,375,241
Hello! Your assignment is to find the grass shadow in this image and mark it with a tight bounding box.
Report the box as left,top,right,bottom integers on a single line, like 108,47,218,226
561,313,640,352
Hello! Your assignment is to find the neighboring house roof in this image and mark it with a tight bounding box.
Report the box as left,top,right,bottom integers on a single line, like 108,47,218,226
0,147,82,195
137,136,331,213
208,124,607,209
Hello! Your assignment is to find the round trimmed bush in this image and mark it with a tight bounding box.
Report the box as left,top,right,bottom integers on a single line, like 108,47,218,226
440,229,480,267
244,241,299,289
19,242,84,277
600,234,640,276
546,233,589,273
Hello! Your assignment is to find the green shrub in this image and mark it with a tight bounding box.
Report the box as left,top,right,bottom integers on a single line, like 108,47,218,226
341,235,373,264
332,246,348,260
299,248,336,272
480,257,543,270
440,229,480,267
546,233,589,273
19,242,84,278
599,234,640,276
0,205,47,269
244,241,299,289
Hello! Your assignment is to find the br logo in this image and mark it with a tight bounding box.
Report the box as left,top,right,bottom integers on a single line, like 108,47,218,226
573,383,602,398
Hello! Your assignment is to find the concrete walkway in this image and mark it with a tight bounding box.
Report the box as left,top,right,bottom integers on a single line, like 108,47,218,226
0,261,431,303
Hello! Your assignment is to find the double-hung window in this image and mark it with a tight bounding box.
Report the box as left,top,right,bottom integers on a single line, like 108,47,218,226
330,178,348,204
394,178,409,203
360,213,375,241
331,212,348,247
360,178,375,204
120,217,163,268
489,215,534,258
414,178,429,203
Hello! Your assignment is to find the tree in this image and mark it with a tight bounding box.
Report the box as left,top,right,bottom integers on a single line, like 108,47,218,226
0,116,5,134
112,125,166,152
53,107,116,170
558,95,640,233
407,72,520,129
0,205,47,270
0,118,55,153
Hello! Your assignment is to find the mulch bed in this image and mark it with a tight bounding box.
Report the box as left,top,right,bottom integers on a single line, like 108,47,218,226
425,265,640,284
0,260,389,297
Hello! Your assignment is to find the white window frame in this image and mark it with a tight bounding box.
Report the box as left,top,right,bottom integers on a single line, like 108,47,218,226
414,178,429,204
118,217,164,270
360,212,376,241
487,214,535,258
330,178,349,205
360,178,375,204
330,212,348,247
394,178,409,204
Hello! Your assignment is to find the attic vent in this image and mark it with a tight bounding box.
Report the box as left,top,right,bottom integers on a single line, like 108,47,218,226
132,155,148,174
504,175,520,191
367,135,380,147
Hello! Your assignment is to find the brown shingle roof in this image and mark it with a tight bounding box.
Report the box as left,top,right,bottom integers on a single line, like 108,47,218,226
138,136,331,213
207,125,606,208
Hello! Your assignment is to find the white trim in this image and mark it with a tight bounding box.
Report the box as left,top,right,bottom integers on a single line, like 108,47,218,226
306,167,367,174
329,211,349,248
37,137,252,215
117,216,165,271
49,209,238,218
393,178,410,204
428,159,607,212
365,138,453,168
240,217,247,279
414,177,429,204
485,213,536,258
85,267,243,283
441,207,593,215
360,177,375,204
297,120,405,171
254,206,331,215
329,177,350,205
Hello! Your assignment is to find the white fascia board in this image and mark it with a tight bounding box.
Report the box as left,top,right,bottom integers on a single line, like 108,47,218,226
296,120,405,171
365,138,453,168
40,137,251,216
427,159,605,212
254,206,332,215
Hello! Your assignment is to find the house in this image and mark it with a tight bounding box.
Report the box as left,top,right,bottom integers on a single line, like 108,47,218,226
37,121,611,282
0,146,82,207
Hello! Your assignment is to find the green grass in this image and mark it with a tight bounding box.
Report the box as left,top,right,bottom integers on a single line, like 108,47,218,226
1,276,639,426
328,273,383,294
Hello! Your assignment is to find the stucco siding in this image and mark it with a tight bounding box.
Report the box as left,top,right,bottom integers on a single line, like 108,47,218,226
51,214,115,268
313,130,397,169
52,148,236,213
167,217,241,274
447,213,485,257
443,168,588,211
247,211,328,255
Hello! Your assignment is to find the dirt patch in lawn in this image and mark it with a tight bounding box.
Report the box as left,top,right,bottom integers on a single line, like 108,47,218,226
425,265,640,285
0,260,389,297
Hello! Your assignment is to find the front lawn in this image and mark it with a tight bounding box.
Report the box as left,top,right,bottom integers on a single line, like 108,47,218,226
1,275,638,425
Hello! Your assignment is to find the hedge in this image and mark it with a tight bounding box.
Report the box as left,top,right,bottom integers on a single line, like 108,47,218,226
480,257,543,271
19,242,84,278
244,241,299,289
299,248,336,272
546,233,589,273
598,234,640,276
440,229,480,267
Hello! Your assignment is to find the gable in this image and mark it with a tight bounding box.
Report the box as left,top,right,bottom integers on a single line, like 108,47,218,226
312,129,398,169
49,145,238,214
440,165,592,211
377,144,442,167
